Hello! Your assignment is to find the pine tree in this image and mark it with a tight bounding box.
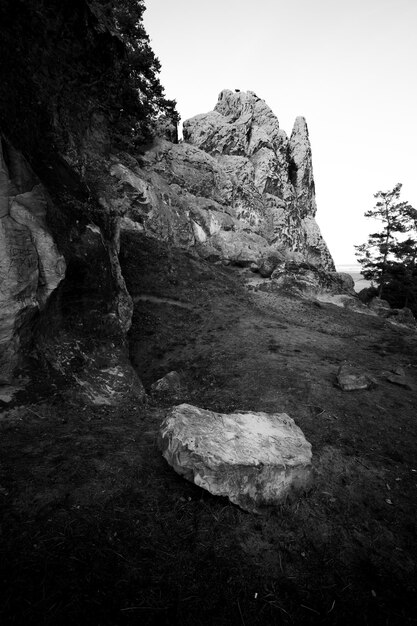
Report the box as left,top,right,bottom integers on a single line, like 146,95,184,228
87,0,180,146
387,204,417,309
355,183,415,299
0,0,179,158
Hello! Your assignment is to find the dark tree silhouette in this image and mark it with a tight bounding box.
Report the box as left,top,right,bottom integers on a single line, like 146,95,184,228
355,183,417,313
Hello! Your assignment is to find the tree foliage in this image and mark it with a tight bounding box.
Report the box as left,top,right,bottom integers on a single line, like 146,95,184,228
86,0,179,146
355,184,417,313
0,0,179,255
0,0,178,162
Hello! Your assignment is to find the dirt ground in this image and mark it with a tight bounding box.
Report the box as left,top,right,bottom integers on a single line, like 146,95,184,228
1,232,417,625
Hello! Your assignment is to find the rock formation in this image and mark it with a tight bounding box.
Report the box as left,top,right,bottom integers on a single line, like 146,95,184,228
0,134,143,402
159,403,313,512
0,138,65,383
113,89,335,270
0,89,338,389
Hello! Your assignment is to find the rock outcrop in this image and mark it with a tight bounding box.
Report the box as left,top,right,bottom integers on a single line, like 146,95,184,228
0,89,339,387
0,138,65,383
269,262,354,296
0,135,141,401
111,90,335,270
159,403,313,512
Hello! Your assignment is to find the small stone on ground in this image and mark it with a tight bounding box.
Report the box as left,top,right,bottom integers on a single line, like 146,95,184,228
337,363,375,391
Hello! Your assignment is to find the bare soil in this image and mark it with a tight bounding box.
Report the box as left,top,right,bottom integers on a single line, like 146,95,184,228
1,232,417,625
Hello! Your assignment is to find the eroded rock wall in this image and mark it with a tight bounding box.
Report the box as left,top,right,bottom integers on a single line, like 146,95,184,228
0,89,336,389
0,136,141,403
0,138,65,382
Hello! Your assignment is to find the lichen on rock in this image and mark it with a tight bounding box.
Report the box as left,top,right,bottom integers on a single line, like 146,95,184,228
159,403,313,512
0,138,66,383
115,89,335,271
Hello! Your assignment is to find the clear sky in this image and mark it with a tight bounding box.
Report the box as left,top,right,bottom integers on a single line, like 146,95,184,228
143,0,417,265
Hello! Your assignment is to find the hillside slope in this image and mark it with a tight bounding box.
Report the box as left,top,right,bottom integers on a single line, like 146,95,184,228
1,235,417,625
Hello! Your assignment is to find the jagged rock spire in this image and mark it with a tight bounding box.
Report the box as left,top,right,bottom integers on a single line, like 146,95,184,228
289,116,317,219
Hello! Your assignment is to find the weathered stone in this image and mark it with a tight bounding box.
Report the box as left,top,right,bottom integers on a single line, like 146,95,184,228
113,90,334,273
316,293,375,315
151,371,182,394
71,363,145,405
0,139,65,382
337,364,376,391
10,186,66,306
0,385,20,404
270,265,319,295
38,328,145,405
369,297,391,317
329,272,355,293
383,370,413,390
159,403,313,512
288,117,316,219
196,230,271,265
183,91,334,269
268,262,354,298
258,254,284,278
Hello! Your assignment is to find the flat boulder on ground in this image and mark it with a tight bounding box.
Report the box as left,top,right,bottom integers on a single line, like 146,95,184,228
158,403,312,512
337,363,376,391
383,367,413,390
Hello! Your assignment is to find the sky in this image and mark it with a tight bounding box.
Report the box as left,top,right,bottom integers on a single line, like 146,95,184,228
143,0,417,266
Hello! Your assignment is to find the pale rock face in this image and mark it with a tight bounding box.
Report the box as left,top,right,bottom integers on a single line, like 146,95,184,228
196,229,272,265
263,261,356,299
10,186,66,306
289,117,317,219
337,364,376,391
301,215,335,268
151,370,182,394
113,90,334,271
143,140,233,205
0,140,66,382
159,403,313,512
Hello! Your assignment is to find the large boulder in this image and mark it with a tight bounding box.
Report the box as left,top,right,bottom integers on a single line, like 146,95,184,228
369,297,391,317
159,403,313,512
258,252,285,278
337,363,376,391
151,370,182,395
267,261,356,297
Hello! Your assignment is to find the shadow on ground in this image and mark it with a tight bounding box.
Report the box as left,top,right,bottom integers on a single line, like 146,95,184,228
1,233,417,625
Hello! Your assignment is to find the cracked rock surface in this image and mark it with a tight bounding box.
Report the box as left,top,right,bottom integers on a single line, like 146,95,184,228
159,403,313,512
0,139,65,382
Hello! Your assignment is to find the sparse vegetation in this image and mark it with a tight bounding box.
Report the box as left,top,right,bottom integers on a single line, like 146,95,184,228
355,183,417,315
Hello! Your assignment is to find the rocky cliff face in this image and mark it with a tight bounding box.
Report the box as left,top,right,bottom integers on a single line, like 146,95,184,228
0,138,65,383
1,89,337,392
0,135,143,402
114,89,334,270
